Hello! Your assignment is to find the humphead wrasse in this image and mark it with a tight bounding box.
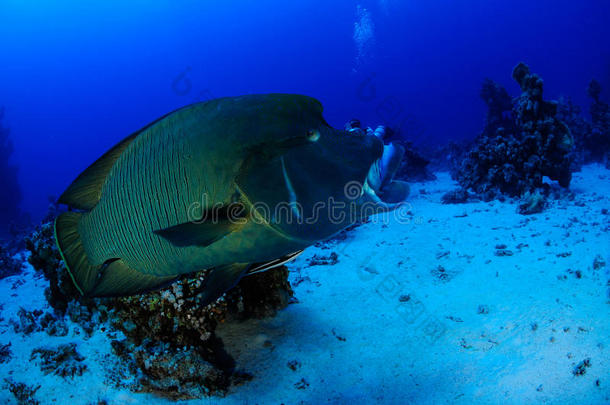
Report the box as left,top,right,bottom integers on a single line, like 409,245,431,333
54,94,409,305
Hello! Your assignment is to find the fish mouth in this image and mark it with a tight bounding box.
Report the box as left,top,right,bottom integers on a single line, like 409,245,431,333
360,155,410,210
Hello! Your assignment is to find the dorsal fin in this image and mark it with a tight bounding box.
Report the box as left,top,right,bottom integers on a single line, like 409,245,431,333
56,102,203,211
58,133,137,210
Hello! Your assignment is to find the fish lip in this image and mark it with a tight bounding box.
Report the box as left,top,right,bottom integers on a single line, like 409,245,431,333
361,158,405,210
362,177,401,211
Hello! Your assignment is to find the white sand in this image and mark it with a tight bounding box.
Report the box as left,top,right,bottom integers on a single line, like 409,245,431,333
1,164,608,404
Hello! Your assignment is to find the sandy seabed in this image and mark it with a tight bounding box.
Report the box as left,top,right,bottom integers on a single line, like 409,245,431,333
1,164,609,405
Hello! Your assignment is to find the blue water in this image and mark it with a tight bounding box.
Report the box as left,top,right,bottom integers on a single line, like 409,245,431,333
0,0,609,222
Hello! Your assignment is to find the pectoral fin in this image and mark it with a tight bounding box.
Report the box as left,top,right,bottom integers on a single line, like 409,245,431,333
154,204,246,248
197,263,250,306
154,221,236,248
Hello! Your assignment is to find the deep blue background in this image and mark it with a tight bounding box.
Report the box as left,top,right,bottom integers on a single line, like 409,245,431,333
0,0,609,220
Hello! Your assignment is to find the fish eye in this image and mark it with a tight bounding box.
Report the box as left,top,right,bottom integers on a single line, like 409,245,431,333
307,129,320,142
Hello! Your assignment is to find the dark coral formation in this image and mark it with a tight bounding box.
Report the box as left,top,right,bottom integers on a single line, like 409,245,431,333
110,340,243,400
480,78,517,138
584,79,610,163
451,63,574,202
0,243,23,279
441,188,473,204
555,96,591,170
2,379,40,405
0,107,23,238
24,215,295,398
518,190,546,215
0,342,12,364
9,308,69,337
10,308,43,335
394,141,436,182
30,343,87,378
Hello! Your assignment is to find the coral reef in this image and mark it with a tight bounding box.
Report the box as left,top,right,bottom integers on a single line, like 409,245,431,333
480,78,517,138
555,96,591,170
2,379,40,405
24,218,81,313
10,308,44,335
450,63,574,202
24,215,295,398
584,79,610,163
427,140,471,175
0,243,23,280
10,308,69,337
518,190,546,215
0,342,12,364
441,188,473,204
0,107,23,238
394,141,437,182
110,340,243,400
31,343,87,378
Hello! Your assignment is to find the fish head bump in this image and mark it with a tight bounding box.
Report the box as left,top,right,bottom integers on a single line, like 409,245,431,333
235,94,407,243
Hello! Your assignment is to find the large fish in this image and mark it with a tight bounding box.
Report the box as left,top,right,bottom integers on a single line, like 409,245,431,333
54,94,409,304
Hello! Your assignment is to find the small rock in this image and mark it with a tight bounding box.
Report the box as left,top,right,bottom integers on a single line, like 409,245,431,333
495,249,514,257
573,358,591,376
294,378,309,389
593,255,606,270
287,360,301,371
331,328,346,342
477,305,489,315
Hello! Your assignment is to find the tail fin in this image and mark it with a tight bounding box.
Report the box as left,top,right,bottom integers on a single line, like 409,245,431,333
54,212,102,295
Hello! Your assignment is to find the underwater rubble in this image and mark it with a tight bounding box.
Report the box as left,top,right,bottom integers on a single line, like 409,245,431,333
2,379,41,405
445,63,575,210
30,343,87,378
22,216,295,399
0,243,23,280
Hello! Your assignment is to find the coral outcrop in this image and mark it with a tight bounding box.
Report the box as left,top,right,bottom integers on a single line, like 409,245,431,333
2,379,40,405
451,63,574,203
30,343,87,378
0,243,23,280
584,79,610,163
479,78,517,138
9,308,69,337
555,96,591,170
24,215,295,398
24,218,81,312
0,342,12,364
